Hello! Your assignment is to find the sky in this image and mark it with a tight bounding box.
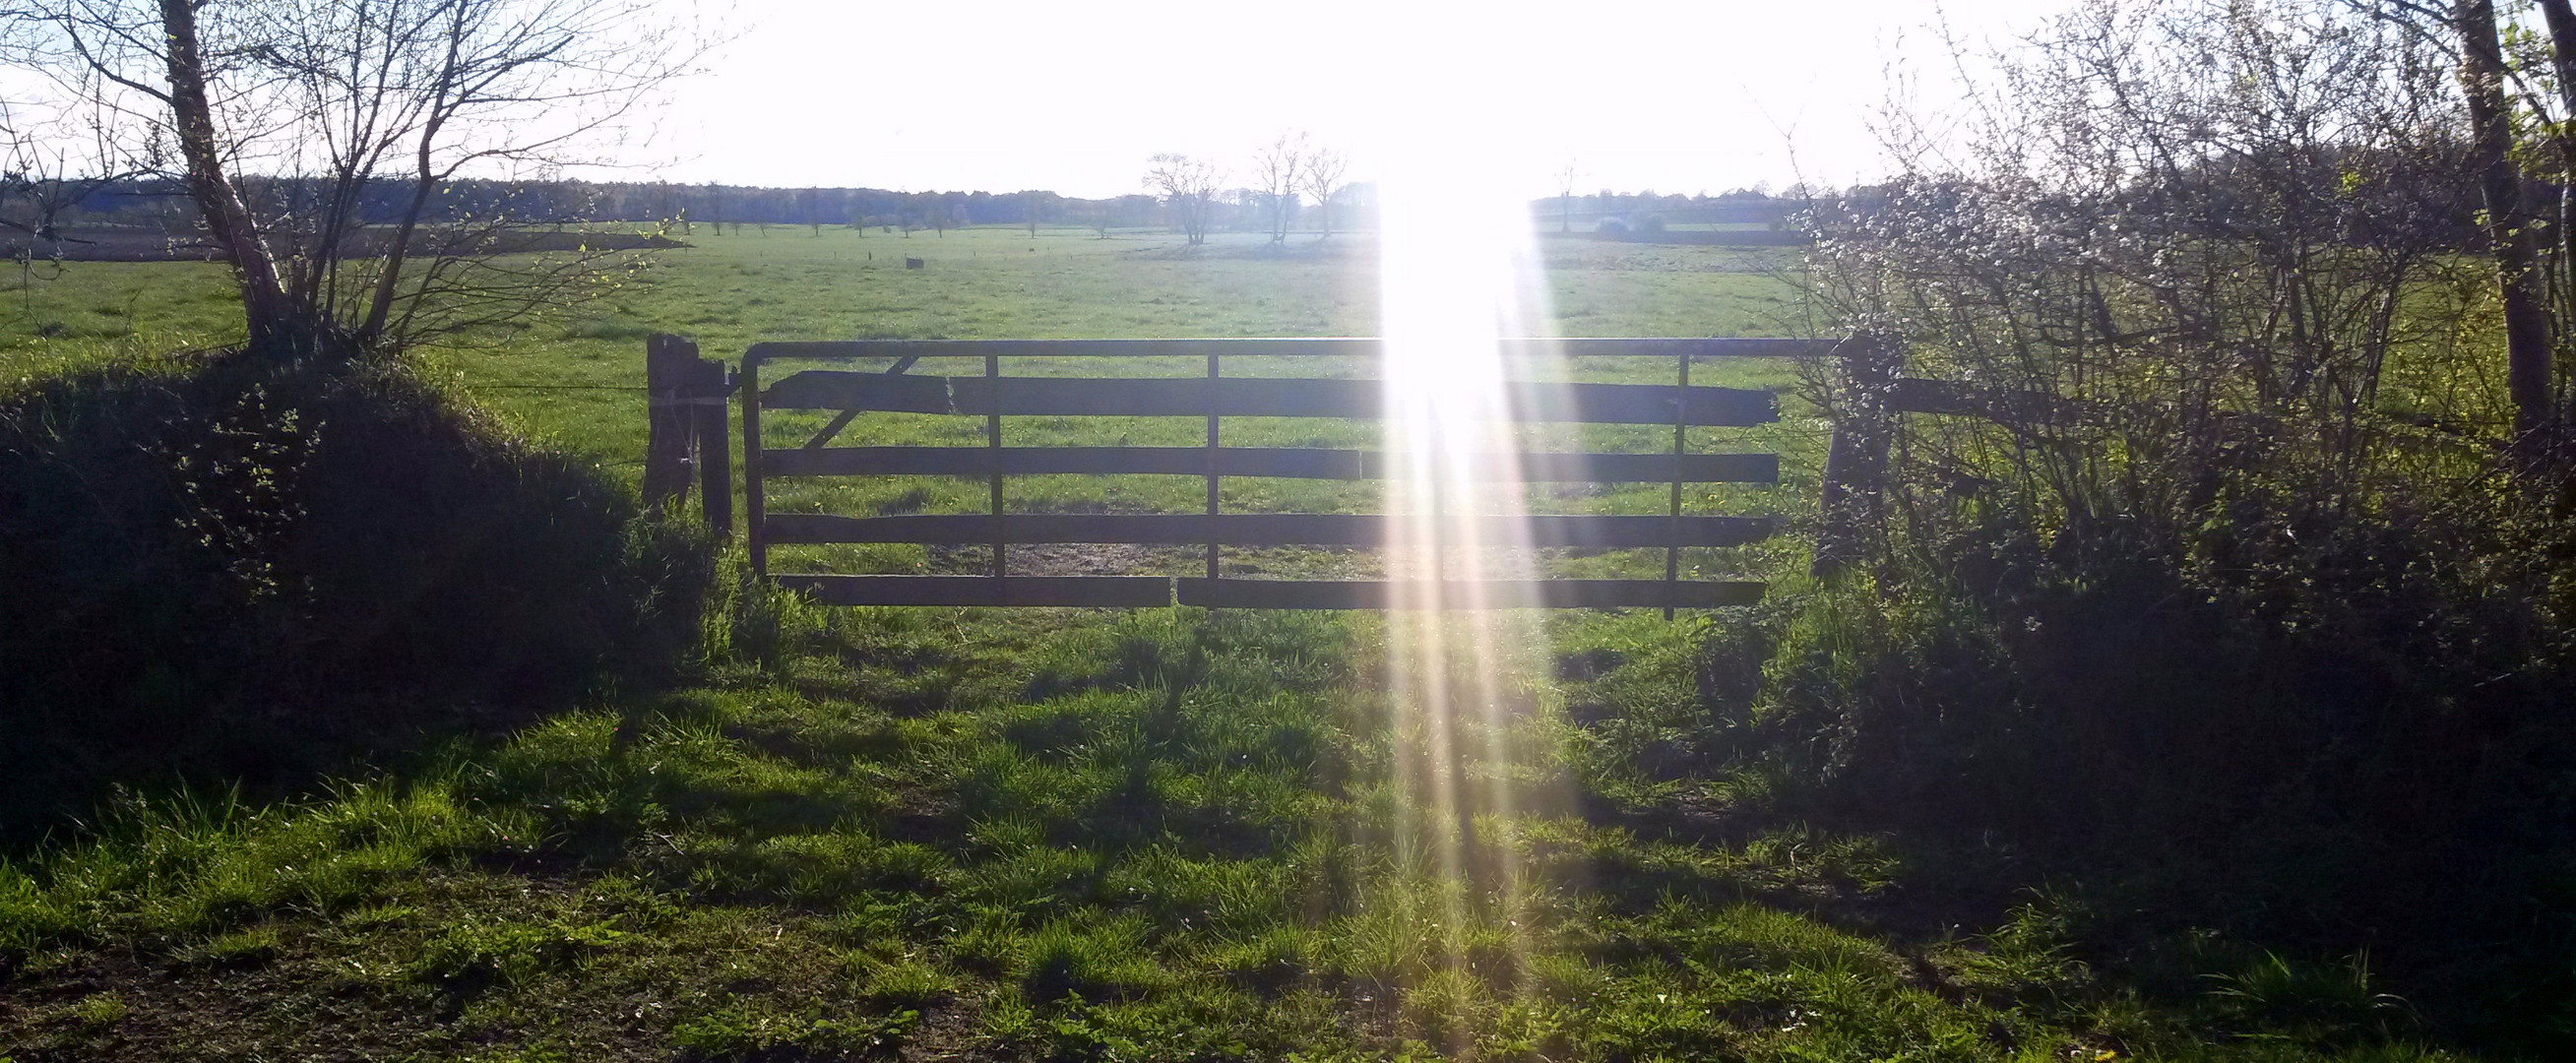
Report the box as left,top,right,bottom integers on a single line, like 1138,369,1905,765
639,0,2077,199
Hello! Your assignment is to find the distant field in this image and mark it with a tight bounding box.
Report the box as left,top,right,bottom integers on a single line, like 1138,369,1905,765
1,225,1827,587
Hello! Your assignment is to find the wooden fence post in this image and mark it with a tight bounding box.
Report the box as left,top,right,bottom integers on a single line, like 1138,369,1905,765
1813,332,1898,579
1666,347,1690,619
645,334,735,538
741,354,766,577
690,357,733,538
644,334,698,514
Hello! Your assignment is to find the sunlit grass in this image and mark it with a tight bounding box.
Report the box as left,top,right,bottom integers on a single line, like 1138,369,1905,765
0,594,2468,1059
0,228,2472,1060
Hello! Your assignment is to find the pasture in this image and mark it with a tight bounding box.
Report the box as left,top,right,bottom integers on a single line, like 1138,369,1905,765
0,228,2449,1061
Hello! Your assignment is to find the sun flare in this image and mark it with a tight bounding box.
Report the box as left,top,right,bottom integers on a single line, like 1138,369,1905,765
1373,96,1576,1041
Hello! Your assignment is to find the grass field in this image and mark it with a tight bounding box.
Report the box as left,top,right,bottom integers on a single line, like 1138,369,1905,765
0,227,2467,1060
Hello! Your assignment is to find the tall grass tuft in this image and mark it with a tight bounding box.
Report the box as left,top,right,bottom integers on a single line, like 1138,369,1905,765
0,775,519,954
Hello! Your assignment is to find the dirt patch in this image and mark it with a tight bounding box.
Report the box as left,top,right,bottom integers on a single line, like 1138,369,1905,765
919,541,1390,582
925,541,1196,577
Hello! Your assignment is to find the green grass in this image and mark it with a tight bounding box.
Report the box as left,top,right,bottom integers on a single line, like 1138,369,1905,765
0,226,2480,1060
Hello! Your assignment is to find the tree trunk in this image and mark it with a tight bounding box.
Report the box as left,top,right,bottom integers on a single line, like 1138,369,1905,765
2541,0,2576,419
2460,0,2557,438
159,0,292,352
360,128,444,344
364,0,462,348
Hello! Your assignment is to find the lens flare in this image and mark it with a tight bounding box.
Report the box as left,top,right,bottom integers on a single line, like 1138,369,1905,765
1373,93,1574,1051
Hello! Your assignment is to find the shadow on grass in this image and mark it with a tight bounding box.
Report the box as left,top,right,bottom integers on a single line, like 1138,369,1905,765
0,348,713,846
1639,571,2576,1057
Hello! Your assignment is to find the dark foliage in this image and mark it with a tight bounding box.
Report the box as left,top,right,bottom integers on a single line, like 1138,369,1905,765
1723,1,2576,1053
0,351,713,845
1716,511,2576,1049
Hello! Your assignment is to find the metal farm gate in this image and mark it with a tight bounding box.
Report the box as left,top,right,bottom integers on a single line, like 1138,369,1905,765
650,336,1840,611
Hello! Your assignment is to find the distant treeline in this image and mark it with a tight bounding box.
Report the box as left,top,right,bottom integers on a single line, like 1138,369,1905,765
23,177,1383,236
1532,188,1805,230
21,176,1840,239
13,170,2487,248
30,177,1173,233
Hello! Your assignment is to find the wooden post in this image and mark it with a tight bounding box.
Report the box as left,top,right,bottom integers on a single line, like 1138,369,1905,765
1813,332,1898,579
741,356,767,577
987,352,1005,581
1429,451,1448,611
1205,351,1222,586
690,358,733,538
644,334,698,513
1666,350,1688,619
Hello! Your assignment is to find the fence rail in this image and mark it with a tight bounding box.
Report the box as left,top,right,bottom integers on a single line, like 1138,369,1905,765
761,513,1776,548
760,372,1778,426
740,337,1839,360
762,447,1778,482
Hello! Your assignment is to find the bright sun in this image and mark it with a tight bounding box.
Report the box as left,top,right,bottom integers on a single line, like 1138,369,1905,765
1372,68,1573,1018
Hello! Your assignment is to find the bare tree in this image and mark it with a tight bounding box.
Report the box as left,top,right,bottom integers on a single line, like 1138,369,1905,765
0,100,126,258
2452,0,2555,437
2536,1,2576,277
2351,0,2567,438
1144,153,1222,246
1251,132,1304,244
1299,145,1347,239
0,98,134,315
7,0,703,358
1809,0,2485,570
1555,160,1582,233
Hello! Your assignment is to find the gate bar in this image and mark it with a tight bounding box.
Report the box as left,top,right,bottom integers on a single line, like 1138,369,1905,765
987,352,1004,578
1205,352,1221,581
742,338,1840,360
1667,351,1688,619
